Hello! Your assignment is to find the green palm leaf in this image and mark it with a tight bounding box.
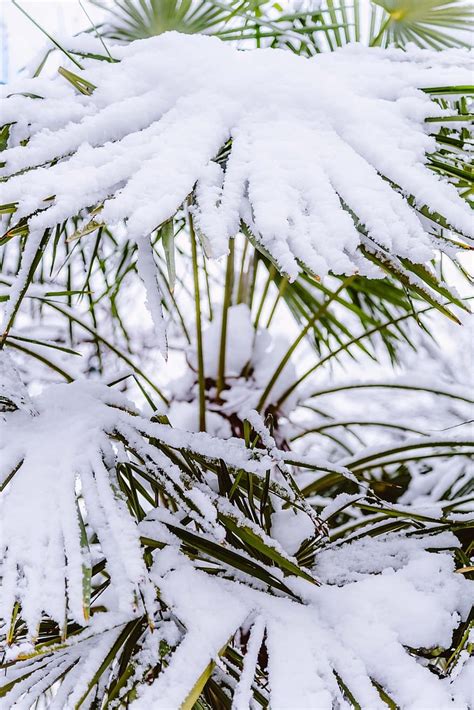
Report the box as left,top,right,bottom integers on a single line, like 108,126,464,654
92,0,247,40
371,0,474,48
316,0,473,49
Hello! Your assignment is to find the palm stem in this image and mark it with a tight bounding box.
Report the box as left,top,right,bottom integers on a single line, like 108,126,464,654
217,238,235,398
236,238,249,304
253,265,275,329
266,277,288,328
189,207,207,432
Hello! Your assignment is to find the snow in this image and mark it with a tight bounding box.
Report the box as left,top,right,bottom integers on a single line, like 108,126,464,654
451,657,474,708
176,304,299,426
271,507,314,555
1,28,473,709
0,350,34,414
1,34,472,351
200,303,254,379
129,531,473,709
135,234,168,355
168,399,232,438
231,615,265,710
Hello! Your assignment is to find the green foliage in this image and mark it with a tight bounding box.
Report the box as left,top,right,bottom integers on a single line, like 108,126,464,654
92,0,474,50
91,0,247,40
0,2,473,708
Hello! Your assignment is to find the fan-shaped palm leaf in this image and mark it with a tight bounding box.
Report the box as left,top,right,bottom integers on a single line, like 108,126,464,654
371,0,474,49
317,0,474,50
92,0,245,41
1,34,472,355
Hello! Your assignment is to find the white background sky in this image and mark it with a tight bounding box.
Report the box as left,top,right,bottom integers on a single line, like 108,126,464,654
1,0,105,80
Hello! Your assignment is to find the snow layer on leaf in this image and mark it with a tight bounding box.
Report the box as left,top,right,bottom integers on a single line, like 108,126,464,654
0,351,34,414
135,531,472,709
0,381,147,631
1,34,472,285
0,376,287,633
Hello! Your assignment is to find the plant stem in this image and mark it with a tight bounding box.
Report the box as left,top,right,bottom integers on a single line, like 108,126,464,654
202,253,214,322
236,237,249,304
254,265,275,330
0,230,50,349
217,238,235,398
266,276,288,328
247,250,259,311
189,207,206,432
12,0,85,70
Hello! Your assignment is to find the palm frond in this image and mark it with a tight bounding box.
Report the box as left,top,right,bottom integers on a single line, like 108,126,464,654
1,35,472,350
316,0,474,49
1,5,473,708
91,0,246,41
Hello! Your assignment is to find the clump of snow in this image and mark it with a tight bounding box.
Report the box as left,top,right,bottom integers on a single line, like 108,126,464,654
313,530,458,585
200,303,254,379
271,507,314,555
167,400,232,439
0,350,34,414
176,304,298,432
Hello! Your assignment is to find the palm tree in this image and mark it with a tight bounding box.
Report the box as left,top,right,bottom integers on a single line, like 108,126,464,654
0,1,472,707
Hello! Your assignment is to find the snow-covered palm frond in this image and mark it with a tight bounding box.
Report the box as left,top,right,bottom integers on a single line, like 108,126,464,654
1,34,472,352
0,357,325,620
1,340,473,706
0,376,148,633
2,521,473,707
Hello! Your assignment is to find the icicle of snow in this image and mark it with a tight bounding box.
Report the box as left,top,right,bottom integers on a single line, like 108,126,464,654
231,616,265,710
135,235,168,356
